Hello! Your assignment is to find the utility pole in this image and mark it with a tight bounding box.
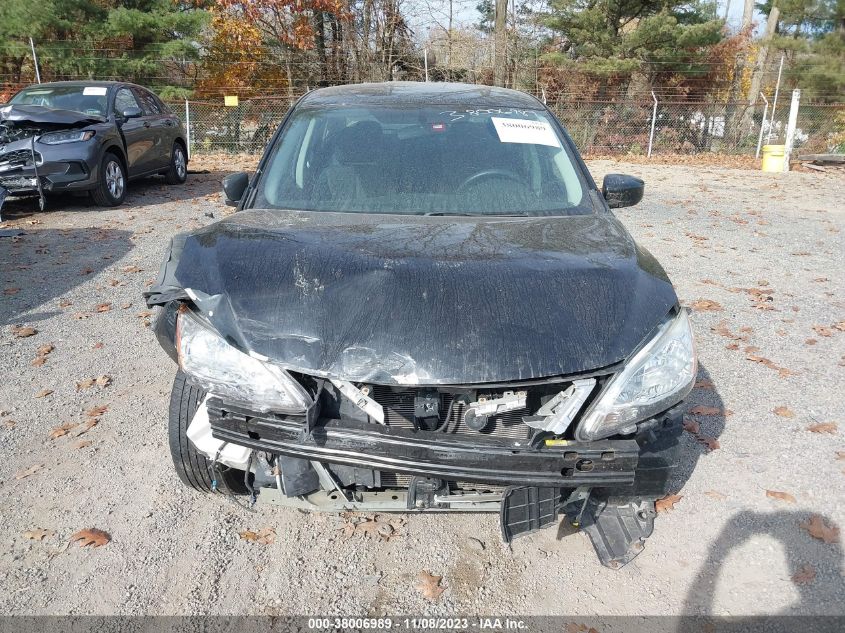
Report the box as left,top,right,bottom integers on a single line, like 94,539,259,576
493,0,507,87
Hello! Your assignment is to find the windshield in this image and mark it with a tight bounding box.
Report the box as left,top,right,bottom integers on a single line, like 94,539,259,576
254,105,591,216
10,86,108,117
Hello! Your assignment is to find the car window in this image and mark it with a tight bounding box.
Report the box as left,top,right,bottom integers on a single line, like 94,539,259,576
115,88,140,114
133,88,161,115
9,85,107,117
255,105,589,216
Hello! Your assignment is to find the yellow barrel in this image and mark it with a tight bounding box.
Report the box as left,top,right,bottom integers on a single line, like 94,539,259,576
761,144,785,172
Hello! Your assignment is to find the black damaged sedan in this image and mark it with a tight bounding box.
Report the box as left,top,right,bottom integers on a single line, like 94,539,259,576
0,81,188,214
147,82,697,568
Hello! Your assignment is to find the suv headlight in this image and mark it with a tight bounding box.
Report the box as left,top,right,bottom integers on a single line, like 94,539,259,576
177,310,311,414
575,309,696,441
39,130,95,144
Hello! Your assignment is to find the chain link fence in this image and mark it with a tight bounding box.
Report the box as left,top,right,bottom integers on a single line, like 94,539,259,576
168,94,845,159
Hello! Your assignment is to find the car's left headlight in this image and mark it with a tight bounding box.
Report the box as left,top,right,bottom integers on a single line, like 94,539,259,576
575,309,696,441
39,130,95,144
177,310,312,414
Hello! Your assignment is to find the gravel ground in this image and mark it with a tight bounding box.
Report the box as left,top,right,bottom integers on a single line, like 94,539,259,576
0,158,843,617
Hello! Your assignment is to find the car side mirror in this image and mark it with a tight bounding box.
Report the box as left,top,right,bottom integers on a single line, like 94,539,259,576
602,174,644,209
222,172,249,206
121,107,142,119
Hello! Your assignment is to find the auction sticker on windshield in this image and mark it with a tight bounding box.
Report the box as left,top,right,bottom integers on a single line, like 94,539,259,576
491,117,561,148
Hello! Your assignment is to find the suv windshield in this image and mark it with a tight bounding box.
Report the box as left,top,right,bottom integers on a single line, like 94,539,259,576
10,85,108,117
254,105,590,216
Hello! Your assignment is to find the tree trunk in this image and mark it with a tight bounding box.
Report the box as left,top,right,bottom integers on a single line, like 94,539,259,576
313,11,327,84
746,7,780,121
493,0,507,86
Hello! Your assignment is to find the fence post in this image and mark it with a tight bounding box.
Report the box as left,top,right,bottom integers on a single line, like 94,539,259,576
184,99,191,160
647,91,658,157
783,89,801,172
755,92,769,159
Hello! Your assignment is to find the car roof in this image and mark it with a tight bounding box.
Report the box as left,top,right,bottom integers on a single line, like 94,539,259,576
19,80,146,91
300,81,545,110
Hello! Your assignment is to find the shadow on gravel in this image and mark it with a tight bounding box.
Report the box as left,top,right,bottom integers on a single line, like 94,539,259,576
669,363,726,494
0,228,133,326
683,510,845,618
0,172,223,221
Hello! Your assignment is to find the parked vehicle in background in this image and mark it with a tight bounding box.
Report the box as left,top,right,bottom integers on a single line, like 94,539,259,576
0,81,188,215
147,82,697,569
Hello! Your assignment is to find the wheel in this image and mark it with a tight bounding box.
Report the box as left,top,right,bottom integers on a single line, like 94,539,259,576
91,151,127,207
168,370,247,494
164,142,188,185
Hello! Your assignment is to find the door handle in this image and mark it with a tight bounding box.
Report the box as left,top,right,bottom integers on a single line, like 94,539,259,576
164,119,174,127
143,121,151,128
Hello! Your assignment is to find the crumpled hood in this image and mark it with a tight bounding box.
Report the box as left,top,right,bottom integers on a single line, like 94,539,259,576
146,209,678,385
0,104,104,126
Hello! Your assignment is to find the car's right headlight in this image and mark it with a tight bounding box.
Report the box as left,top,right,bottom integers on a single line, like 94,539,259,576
575,309,696,441
177,309,311,414
39,130,95,144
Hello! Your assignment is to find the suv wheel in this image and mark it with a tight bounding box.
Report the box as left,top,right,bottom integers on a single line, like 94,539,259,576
91,152,127,207
168,370,247,494
164,143,188,185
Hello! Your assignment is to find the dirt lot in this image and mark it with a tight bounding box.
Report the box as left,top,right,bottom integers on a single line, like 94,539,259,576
0,158,843,617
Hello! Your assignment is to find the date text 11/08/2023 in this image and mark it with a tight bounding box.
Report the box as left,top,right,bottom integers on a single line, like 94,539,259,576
306,618,528,630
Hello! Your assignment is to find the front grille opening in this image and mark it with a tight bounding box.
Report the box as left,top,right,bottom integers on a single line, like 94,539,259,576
370,385,533,441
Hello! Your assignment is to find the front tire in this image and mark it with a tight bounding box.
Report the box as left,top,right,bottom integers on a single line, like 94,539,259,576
164,142,188,185
91,151,127,207
168,370,247,494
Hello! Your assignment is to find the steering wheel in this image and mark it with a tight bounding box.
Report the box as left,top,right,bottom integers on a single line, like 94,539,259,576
457,169,525,192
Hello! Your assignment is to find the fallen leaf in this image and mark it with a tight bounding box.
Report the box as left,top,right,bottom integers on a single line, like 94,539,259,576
74,419,98,436
94,302,112,313
655,494,683,513
800,515,840,544
71,439,93,449
69,528,111,547
59,299,72,308
34,389,53,398
682,417,700,434
11,325,37,338
239,527,276,544
704,490,727,500
415,571,445,601
690,299,723,312
688,405,722,416
773,407,795,418
3,419,16,429
122,265,143,273
807,422,837,434
120,302,132,309
86,405,108,417
836,451,845,460
791,564,816,585
696,435,721,451
835,321,845,332
14,464,44,479
694,379,715,390
76,378,96,390
812,325,834,337
48,422,80,440
805,339,817,346
95,375,112,387
23,528,55,541
766,490,797,504
565,625,599,633
92,342,104,349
